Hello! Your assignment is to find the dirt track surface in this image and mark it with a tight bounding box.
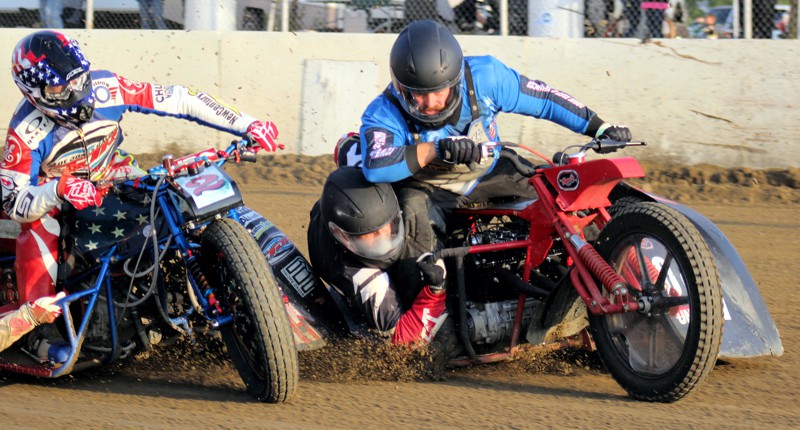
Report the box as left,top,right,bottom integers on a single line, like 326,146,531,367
1,155,798,429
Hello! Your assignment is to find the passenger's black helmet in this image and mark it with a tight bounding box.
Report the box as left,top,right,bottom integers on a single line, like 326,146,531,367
320,167,405,268
390,19,463,128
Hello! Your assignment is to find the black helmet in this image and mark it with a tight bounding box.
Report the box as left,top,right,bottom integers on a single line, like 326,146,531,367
11,30,95,124
320,167,405,268
390,19,463,128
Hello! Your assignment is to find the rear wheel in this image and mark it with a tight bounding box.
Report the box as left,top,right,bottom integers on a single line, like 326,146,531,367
590,202,722,402
200,218,298,403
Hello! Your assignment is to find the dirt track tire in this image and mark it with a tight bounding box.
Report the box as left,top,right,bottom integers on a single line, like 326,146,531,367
200,218,298,403
590,202,723,402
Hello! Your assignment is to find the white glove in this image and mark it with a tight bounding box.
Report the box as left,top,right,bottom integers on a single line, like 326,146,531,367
0,292,65,353
29,292,66,324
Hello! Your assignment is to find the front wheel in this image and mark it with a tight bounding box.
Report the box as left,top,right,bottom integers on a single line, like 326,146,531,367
200,218,298,403
590,202,723,402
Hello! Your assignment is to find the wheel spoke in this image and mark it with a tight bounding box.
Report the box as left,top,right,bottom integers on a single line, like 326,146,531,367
653,253,673,292
613,312,685,375
633,236,650,288
618,237,647,291
607,235,691,375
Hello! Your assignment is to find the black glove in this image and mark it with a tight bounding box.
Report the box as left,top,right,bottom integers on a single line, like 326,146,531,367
435,136,481,165
416,253,446,293
595,123,632,142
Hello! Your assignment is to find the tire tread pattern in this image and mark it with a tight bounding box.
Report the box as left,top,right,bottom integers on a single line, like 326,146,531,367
591,202,723,402
203,218,299,403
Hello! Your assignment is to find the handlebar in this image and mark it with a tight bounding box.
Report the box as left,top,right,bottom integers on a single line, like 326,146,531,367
157,137,259,178
481,138,646,177
95,138,261,193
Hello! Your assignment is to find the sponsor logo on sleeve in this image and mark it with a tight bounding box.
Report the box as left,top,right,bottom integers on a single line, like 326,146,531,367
1,137,23,168
264,236,293,263
523,78,586,109
0,175,15,190
368,131,397,159
16,111,53,149
280,256,317,298
187,88,242,126
118,77,149,95
14,192,33,219
93,82,112,104
152,84,171,103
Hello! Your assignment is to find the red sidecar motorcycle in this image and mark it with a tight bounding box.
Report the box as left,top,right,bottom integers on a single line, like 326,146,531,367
280,138,783,403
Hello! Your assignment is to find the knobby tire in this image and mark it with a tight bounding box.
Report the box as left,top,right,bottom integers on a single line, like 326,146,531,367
201,218,299,403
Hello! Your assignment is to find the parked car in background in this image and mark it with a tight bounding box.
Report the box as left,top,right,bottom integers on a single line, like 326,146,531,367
689,3,790,39
0,0,181,29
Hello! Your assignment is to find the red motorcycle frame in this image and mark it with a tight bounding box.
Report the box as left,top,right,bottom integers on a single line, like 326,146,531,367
284,137,782,402
437,139,722,402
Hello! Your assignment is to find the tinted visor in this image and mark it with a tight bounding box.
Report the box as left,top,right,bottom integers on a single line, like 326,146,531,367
328,212,405,261
41,72,91,108
392,68,462,127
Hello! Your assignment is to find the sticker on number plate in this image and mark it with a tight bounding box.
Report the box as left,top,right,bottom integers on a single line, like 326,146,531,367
173,165,236,209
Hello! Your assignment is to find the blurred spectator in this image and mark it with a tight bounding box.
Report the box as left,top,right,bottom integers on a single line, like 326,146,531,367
453,0,527,35
405,0,458,31
585,0,613,35
39,0,83,28
622,0,668,38
138,0,167,29
454,0,489,32
39,0,64,28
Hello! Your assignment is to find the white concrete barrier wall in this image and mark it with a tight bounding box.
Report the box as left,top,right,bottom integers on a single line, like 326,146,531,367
1,29,798,168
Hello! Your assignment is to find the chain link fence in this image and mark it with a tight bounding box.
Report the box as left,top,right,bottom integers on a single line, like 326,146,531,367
0,0,796,38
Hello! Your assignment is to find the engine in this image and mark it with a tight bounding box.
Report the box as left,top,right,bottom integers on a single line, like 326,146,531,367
455,215,530,303
446,214,571,350
465,297,539,345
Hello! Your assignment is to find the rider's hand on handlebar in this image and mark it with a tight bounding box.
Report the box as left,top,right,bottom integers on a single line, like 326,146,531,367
56,171,105,210
595,123,632,142
416,253,447,294
435,136,481,165
246,120,284,152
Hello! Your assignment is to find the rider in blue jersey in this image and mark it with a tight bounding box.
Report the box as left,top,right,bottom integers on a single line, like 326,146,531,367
309,19,631,346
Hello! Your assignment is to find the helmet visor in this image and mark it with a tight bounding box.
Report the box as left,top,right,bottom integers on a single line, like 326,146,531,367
41,72,91,108
395,76,461,127
329,212,405,261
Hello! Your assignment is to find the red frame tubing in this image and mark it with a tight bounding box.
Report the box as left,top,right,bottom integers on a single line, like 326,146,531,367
531,164,640,315
449,157,644,359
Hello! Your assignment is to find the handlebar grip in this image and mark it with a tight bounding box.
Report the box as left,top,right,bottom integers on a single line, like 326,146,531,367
437,246,471,260
592,139,647,154
499,148,536,177
593,139,626,154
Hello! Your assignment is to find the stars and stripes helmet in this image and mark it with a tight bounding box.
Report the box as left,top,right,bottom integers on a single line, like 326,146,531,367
11,30,95,124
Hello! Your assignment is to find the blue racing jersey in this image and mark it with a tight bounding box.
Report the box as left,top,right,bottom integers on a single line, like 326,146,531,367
359,55,604,193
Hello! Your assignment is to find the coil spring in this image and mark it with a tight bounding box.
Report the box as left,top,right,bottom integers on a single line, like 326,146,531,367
579,244,627,294
187,257,212,297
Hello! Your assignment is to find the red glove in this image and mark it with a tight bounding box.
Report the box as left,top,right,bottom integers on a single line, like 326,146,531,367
246,120,284,152
57,172,103,210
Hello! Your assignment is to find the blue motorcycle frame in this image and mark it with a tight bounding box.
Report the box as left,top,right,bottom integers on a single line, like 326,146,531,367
0,140,300,395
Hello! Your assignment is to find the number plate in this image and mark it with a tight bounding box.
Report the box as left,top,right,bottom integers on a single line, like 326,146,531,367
173,165,243,222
